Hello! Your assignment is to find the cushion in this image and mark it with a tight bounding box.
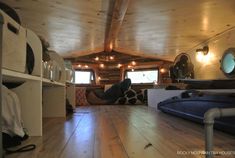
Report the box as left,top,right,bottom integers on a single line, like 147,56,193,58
115,88,144,105
76,87,90,106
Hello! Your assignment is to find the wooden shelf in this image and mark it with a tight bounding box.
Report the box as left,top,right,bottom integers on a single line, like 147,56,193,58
2,69,41,82
66,81,75,85
42,78,65,87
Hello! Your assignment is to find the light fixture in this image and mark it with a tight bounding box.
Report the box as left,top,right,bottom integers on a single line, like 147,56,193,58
160,68,166,73
100,63,104,68
131,61,136,66
95,57,99,61
128,65,132,68
117,64,122,68
109,56,114,60
131,68,134,72
84,65,89,68
77,64,81,68
196,46,214,64
196,46,209,55
98,76,101,80
110,43,113,50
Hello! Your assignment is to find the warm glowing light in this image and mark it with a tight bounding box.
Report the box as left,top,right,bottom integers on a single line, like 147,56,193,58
100,64,104,68
95,57,99,61
117,64,122,68
109,56,114,60
110,43,113,50
77,64,81,68
128,65,132,68
131,61,136,66
196,51,215,65
160,68,166,73
98,76,101,80
131,69,134,72
84,65,89,68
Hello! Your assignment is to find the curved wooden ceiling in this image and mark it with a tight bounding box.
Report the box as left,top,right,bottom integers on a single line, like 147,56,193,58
2,0,235,61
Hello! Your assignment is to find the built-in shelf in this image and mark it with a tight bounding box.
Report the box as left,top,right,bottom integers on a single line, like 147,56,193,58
2,69,41,82
66,81,75,85
42,78,65,87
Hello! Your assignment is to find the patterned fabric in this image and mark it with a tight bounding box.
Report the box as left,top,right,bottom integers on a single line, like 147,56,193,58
76,87,90,106
115,88,145,105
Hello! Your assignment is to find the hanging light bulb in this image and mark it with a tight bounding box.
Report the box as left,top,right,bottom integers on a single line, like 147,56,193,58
95,57,99,61
117,64,122,68
100,63,104,68
109,56,114,60
131,61,136,66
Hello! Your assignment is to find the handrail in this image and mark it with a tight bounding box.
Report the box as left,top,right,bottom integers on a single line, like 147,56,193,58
204,108,235,158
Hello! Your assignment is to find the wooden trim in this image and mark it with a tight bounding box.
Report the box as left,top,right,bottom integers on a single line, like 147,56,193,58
104,0,130,52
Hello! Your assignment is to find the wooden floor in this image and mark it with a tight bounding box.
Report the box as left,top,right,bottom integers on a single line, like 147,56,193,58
6,105,235,158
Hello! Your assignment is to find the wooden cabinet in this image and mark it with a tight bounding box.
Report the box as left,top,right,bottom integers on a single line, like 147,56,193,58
1,16,73,137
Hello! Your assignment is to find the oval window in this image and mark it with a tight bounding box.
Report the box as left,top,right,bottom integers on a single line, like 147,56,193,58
221,48,235,77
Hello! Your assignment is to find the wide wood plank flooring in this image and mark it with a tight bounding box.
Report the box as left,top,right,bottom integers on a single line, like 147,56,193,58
5,106,235,158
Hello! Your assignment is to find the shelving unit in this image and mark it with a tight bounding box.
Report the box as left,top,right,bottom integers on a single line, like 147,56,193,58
2,69,41,82
2,68,67,136
1,16,70,137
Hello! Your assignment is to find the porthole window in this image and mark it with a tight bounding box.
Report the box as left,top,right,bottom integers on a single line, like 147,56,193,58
220,48,235,78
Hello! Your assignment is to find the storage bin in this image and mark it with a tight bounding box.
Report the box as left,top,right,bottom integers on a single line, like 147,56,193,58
1,10,26,73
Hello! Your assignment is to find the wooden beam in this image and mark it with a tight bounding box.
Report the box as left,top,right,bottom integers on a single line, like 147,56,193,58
104,0,130,52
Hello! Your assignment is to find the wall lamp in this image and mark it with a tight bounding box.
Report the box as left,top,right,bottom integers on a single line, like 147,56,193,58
196,46,209,55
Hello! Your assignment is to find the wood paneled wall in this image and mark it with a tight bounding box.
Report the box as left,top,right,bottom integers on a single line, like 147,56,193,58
97,68,121,85
186,28,235,80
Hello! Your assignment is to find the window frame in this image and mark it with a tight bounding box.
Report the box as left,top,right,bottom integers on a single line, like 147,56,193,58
124,67,159,85
74,69,96,85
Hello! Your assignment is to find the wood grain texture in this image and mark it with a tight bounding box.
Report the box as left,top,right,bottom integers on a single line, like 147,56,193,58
115,0,235,61
6,106,235,158
1,0,110,57
104,0,130,52
2,0,235,61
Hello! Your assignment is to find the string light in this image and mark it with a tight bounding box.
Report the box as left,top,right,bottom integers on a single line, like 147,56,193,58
131,61,136,65
100,64,104,68
117,64,122,68
95,57,99,61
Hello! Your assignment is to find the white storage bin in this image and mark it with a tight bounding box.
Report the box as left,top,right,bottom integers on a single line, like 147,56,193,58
1,10,26,73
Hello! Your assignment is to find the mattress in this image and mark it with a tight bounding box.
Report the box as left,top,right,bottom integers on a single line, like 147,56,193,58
157,90,235,135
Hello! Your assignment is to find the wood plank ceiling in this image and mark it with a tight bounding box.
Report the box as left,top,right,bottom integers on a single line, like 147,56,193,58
2,0,235,61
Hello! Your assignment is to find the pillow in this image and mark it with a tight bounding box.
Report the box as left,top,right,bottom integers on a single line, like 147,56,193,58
115,89,144,105
76,87,90,106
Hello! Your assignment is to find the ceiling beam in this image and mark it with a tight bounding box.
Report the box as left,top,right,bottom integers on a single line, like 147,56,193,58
104,0,130,52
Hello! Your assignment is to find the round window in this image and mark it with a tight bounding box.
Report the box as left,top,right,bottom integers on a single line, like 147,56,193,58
220,48,235,77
